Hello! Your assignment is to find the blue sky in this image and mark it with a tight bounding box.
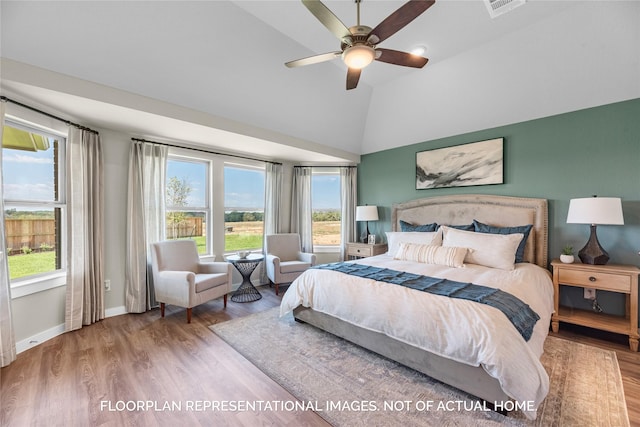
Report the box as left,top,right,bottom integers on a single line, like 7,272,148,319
2,145,56,202
168,160,341,210
2,150,341,211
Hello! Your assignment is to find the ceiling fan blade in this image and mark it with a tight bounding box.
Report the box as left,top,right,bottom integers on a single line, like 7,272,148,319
285,51,341,68
375,48,428,68
346,68,361,90
369,0,435,45
302,0,351,40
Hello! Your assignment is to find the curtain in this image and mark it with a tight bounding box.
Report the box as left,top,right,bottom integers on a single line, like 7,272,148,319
124,141,167,313
0,101,16,367
261,162,283,282
65,127,105,331
339,167,357,261
291,166,313,253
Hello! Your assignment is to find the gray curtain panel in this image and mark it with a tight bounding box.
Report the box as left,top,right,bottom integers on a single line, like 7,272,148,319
291,167,313,254
261,162,283,283
340,167,357,261
0,101,17,367
124,141,167,313
65,127,105,331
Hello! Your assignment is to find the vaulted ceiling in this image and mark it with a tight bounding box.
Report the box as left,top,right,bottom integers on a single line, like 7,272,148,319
1,1,638,164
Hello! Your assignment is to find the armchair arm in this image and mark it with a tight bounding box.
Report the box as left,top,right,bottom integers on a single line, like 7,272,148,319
265,254,280,281
298,252,317,266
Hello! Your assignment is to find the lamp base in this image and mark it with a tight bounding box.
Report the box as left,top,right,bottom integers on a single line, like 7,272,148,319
578,225,610,265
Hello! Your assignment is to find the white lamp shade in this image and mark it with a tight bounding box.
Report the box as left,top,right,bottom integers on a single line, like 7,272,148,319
342,45,375,69
566,197,624,225
356,205,379,222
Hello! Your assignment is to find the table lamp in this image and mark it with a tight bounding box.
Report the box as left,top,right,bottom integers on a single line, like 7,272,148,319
566,196,624,265
356,205,379,243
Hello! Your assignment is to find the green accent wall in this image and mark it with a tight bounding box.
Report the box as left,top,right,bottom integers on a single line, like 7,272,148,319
358,98,640,321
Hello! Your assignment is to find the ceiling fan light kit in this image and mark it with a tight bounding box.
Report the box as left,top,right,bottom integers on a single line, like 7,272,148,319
342,45,376,69
286,0,436,90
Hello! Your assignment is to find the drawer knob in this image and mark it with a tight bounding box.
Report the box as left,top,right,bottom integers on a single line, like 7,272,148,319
589,276,596,282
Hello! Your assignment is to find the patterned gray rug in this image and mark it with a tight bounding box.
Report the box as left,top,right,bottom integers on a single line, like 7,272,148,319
210,308,629,427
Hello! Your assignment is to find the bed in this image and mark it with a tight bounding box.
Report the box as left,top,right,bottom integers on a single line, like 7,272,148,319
279,194,554,420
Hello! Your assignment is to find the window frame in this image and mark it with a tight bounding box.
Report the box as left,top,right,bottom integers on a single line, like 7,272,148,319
165,154,212,256
3,118,68,297
223,161,266,254
311,167,342,251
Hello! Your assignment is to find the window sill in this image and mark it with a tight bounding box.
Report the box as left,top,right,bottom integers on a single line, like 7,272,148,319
11,272,66,299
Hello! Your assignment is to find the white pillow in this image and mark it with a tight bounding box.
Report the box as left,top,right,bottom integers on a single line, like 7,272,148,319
441,226,523,271
394,243,468,268
385,231,442,255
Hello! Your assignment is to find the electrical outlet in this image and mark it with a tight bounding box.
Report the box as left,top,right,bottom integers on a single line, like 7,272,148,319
104,279,111,292
584,287,596,300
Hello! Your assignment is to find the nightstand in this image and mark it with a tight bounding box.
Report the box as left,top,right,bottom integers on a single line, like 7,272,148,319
551,259,639,351
346,242,388,259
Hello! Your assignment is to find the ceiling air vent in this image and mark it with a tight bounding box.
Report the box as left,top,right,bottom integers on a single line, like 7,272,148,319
484,0,526,19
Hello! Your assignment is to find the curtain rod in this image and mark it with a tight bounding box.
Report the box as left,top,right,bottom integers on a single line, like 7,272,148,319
294,165,357,168
131,137,282,166
1,95,99,134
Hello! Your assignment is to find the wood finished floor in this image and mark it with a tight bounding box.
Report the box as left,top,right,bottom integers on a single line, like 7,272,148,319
2,285,639,426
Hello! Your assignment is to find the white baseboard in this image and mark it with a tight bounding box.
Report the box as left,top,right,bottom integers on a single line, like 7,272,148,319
105,305,127,317
15,305,128,354
16,323,65,354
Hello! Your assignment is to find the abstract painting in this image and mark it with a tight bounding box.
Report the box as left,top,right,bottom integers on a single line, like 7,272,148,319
416,138,504,189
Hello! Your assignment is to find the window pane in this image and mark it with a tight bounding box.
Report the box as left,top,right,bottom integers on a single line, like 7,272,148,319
2,126,60,202
224,165,264,252
166,159,207,208
312,173,341,246
165,211,206,255
5,207,63,280
166,158,209,255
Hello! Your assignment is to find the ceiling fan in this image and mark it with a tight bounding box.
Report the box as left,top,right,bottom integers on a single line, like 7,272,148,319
285,0,436,90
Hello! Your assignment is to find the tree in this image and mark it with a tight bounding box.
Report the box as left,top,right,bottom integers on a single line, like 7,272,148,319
166,176,192,238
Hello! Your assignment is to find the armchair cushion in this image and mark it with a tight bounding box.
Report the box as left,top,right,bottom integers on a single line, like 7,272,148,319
280,260,312,274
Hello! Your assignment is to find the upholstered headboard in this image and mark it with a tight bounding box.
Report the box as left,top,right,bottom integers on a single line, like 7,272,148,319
391,194,548,268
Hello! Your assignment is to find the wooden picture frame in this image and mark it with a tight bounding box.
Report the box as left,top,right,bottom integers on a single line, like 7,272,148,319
416,138,504,189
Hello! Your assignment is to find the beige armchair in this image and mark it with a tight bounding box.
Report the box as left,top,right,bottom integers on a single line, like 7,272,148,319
150,239,232,323
265,233,316,295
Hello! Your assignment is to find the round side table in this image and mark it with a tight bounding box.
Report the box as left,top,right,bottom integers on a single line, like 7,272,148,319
226,253,264,303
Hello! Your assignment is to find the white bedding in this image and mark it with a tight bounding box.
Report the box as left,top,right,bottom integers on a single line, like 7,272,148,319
280,254,555,420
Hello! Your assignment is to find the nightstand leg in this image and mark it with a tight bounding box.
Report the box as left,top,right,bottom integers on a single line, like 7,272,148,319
630,337,638,352
551,320,559,333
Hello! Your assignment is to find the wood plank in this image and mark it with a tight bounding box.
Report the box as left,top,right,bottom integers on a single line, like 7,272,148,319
2,288,638,426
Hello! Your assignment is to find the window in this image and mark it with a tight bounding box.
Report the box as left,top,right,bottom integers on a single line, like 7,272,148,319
224,163,265,252
166,157,209,255
2,122,66,281
311,168,341,247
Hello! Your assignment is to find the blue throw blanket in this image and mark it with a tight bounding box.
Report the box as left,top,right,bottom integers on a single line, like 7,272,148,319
313,262,540,341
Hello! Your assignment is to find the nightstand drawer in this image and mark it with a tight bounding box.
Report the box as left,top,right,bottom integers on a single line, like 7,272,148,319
348,245,373,257
558,269,631,293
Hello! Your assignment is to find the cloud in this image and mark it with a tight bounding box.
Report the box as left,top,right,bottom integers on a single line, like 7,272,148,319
3,183,54,201
3,153,53,164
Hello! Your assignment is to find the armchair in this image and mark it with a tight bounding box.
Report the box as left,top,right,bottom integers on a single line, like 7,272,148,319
265,233,316,295
150,239,232,323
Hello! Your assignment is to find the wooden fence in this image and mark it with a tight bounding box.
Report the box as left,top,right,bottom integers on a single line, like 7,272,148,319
5,217,204,254
5,219,56,254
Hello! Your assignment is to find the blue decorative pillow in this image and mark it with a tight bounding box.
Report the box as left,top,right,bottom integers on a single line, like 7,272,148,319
473,219,533,263
447,223,475,231
399,220,438,232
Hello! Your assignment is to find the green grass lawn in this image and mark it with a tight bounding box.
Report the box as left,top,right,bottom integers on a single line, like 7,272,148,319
8,251,56,280
8,234,263,280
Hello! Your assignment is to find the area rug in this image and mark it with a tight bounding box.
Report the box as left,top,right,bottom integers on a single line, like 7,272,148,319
210,308,629,427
